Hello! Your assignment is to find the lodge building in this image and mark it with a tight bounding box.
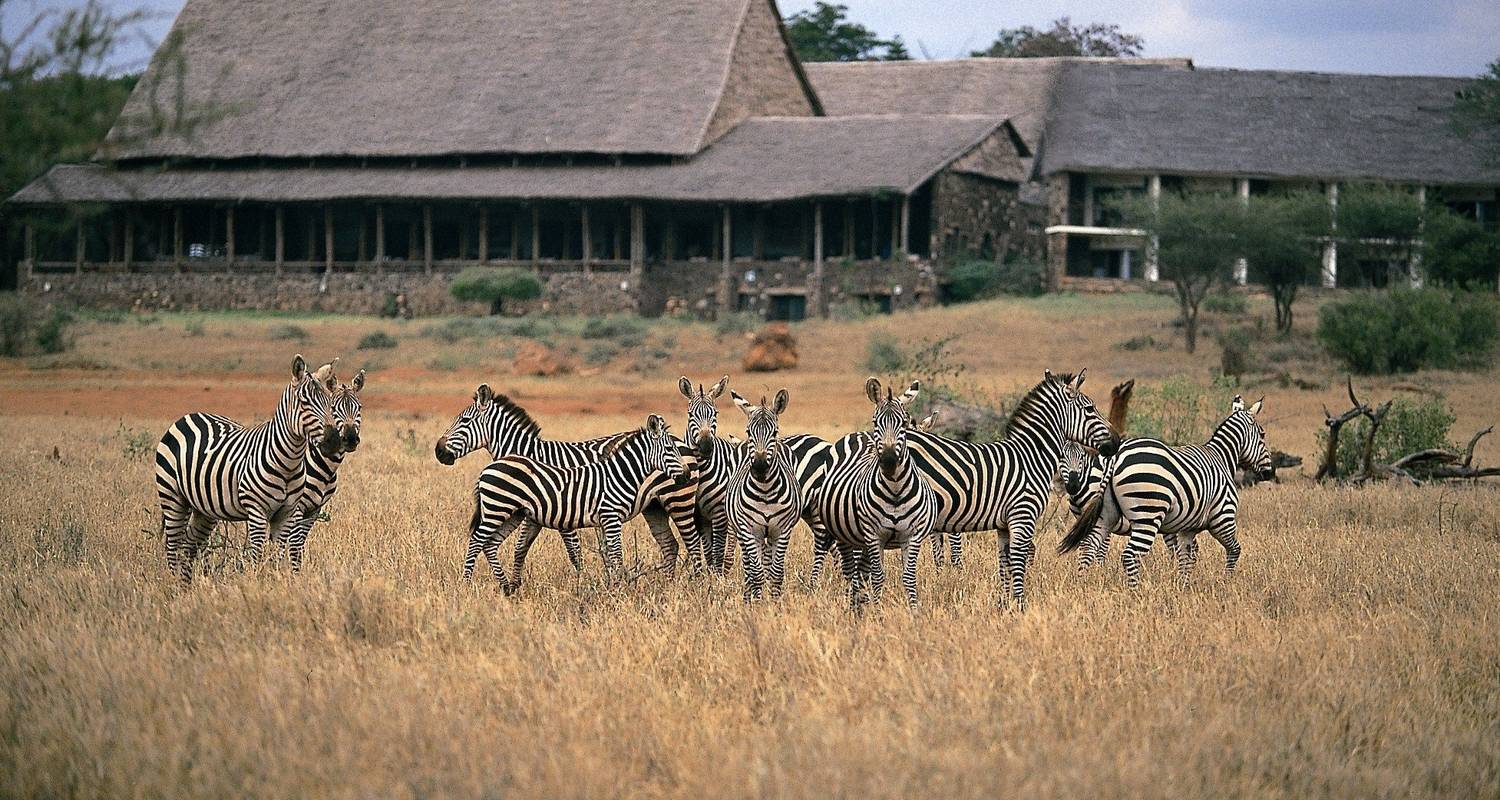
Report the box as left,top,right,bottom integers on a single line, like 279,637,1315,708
8,0,1498,316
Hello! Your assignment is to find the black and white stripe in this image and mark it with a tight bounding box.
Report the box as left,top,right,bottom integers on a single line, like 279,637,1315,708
678,376,738,575
465,414,686,590
725,389,801,601
155,355,339,583
1059,396,1273,587
277,369,366,572
813,379,936,608
436,385,704,572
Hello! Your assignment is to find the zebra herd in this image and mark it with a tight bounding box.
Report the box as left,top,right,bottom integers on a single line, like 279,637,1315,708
154,355,1275,608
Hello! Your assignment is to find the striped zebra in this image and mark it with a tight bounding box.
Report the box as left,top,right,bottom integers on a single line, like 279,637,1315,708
276,368,365,572
814,378,937,608
1059,396,1273,587
725,389,801,601
1057,440,1130,573
678,376,737,574
436,385,704,572
905,370,1118,608
155,355,339,583
465,414,686,590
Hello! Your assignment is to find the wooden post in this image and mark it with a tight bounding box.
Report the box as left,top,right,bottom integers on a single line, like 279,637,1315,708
74,218,85,274
580,205,592,274
1145,175,1161,282
899,195,911,257
324,205,335,275
123,217,134,272
889,199,900,257
274,206,285,275
173,206,184,271
629,203,644,280
23,222,35,280
423,204,433,275
752,207,765,260
226,206,236,270
613,213,623,261
530,206,541,266
1234,178,1249,285
718,205,733,310
510,209,521,261
478,207,489,264
107,216,118,265
1321,182,1338,288
374,205,385,274
357,210,367,265
812,202,825,318
306,210,316,266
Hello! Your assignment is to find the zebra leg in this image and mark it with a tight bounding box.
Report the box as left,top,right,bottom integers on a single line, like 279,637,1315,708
900,537,921,608
949,529,963,568
1006,513,1039,610
181,513,216,584
600,515,625,581
245,508,271,565
645,515,680,577
835,541,860,608
160,497,193,582
738,523,763,602
463,525,491,581
768,523,791,599
507,519,546,595
930,529,944,570
1120,517,1162,589
808,514,834,588
1207,515,1242,576
560,528,584,573
286,514,314,574
865,545,886,604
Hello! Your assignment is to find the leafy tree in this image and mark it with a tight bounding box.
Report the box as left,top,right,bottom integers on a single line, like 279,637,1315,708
1451,56,1500,164
1239,190,1327,334
450,267,543,315
1113,191,1241,353
784,3,909,62
1335,184,1424,287
971,17,1144,58
1422,203,1500,289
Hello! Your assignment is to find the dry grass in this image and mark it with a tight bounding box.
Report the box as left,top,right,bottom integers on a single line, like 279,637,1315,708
2,293,1499,798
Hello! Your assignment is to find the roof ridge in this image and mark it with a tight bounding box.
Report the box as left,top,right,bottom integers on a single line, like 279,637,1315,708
691,0,757,153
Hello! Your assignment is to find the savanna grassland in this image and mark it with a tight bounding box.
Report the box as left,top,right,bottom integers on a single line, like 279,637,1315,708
1,293,1498,798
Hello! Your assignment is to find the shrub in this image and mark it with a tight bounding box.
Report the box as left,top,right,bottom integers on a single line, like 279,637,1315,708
584,342,618,366
1129,376,1238,445
944,261,998,303
1203,291,1249,315
357,330,398,350
449,267,542,314
1318,397,1456,477
827,298,881,321
581,315,647,344
993,256,1047,297
864,332,905,374
1317,289,1499,374
268,324,309,341
1216,327,1254,378
34,310,72,354
714,312,760,338
0,297,74,357
184,319,206,337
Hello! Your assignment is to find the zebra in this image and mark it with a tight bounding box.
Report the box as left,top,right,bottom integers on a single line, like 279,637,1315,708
678,376,737,575
1059,396,1273,588
276,368,366,572
725,389,801,601
435,385,704,573
155,355,339,583
814,378,937,608
899,369,1118,608
464,414,686,591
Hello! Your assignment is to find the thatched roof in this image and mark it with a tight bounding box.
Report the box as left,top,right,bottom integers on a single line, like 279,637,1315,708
1041,66,1500,185
18,116,1020,205
104,0,817,160
806,58,1193,151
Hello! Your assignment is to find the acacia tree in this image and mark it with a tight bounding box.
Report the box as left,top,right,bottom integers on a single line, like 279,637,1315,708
783,3,910,62
1452,56,1500,164
1335,184,1424,287
1240,191,1327,334
1115,191,1241,353
971,17,1144,58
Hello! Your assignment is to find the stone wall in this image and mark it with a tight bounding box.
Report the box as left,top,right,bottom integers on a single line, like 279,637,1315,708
21,269,639,316
930,172,1037,266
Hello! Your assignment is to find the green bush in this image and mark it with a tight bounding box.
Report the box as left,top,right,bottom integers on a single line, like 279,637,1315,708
0,297,74,357
944,261,998,303
1203,291,1249,315
1129,376,1238,445
864,332,906,374
1317,289,1499,374
268,324,309,341
1318,397,1456,477
1216,327,1254,378
827,298,881,321
714,312,760,338
357,330,398,350
449,267,542,314
584,342,618,366
994,257,1047,297
581,315,647,345
184,319,206,337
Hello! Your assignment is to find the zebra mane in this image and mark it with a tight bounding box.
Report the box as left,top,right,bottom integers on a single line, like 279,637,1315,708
491,394,541,438
601,427,646,458
1004,372,1073,437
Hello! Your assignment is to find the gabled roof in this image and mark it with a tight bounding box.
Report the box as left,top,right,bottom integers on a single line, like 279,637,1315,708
104,0,818,160
1040,66,1500,185
21,116,1021,204
805,57,1193,152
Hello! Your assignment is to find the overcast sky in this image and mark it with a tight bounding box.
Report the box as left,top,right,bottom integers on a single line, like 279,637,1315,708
5,0,1497,77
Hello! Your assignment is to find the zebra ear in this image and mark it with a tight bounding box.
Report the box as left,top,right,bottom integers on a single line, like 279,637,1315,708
1231,394,1245,412
646,414,666,435
350,369,366,394
678,377,693,399
865,377,882,405
313,362,337,392
708,376,729,400
731,390,754,416
898,381,920,406
917,410,938,431
1249,397,1264,417
1043,368,1054,382
291,354,308,380
475,384,495,406
772,388,789,415
1074,368,1088,390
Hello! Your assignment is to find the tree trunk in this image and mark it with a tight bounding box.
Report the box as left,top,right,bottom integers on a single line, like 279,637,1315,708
1183,308,1199,353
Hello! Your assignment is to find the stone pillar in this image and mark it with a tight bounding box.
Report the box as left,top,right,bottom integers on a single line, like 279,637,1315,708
1145,175,1161,282
1234,178,1249,285
899,195,911,257
23,222,35,280
374,205,385,273
423,204,434,275
811,202,825,318
1045,174,1070,291
74,218,85,274
718,205,733,311
226,207,236,270
629,203,644,282
1411,185,1426,288
1321,182,1339,288
531,206,541,266
1120,247,1132,280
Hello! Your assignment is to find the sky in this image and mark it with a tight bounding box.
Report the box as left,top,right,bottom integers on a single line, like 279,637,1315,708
4,0,1497,78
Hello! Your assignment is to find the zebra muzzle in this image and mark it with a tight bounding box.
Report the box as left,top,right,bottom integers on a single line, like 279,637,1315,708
435,442,457,465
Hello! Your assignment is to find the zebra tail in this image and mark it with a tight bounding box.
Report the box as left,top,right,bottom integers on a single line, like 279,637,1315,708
469,484,484,539
1058,494,1104,555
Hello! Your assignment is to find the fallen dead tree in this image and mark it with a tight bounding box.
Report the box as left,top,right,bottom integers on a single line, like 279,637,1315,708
1317,377,1499,485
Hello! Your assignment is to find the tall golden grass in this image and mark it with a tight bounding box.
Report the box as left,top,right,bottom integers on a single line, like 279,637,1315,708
2,295,1498,797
